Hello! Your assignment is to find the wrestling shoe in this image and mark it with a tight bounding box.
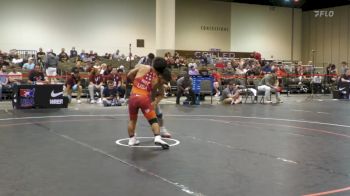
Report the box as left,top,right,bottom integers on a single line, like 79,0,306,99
128,136,140,146
160,127,172,138
154,135,169,150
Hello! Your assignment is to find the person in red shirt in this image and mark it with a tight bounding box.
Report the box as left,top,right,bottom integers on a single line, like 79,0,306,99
88,67,104,104
65,70,82,104
212,69,221,96
106,67,125,99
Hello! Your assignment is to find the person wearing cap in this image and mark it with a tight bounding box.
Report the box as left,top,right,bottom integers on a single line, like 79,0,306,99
22,57,35,70
65,70,82,104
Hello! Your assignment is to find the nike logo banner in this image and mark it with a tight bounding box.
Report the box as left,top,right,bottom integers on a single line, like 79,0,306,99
51,90,63,98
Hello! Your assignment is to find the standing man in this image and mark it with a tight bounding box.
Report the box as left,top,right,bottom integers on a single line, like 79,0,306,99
127,57,172,149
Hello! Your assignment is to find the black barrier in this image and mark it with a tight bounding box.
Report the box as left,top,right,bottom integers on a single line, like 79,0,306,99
12,84,68,109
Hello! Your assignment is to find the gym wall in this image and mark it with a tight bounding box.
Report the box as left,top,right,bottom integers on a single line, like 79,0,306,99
301,5,350,68
0,0,156,56
231,3,302,61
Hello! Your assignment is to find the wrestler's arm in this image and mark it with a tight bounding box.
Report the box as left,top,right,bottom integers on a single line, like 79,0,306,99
152,82,165,107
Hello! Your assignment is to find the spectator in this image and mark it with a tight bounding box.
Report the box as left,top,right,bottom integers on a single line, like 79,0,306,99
11,54,23,65
71,60,85,74
311,72,322,94
112,50,120,60
138,53,155,65
338,69,350,99
58,48,69,62
340,61,348,75
80,50,88,62
100,63,108,75
65,70,82,104
106,67,126,99
188,63,199,76
88,67,104,104
257,69,283,103
224,62,235,75
45,49,59,83
220,81,242,104
126,52,134,61
176,74,195,105
102,80,119,106
0,56,9,67
326,64,337,83
70,47,78,58
36,48,46,65
0,66,10,101
8,66,22,86
22,57,35,70
28,65,47,84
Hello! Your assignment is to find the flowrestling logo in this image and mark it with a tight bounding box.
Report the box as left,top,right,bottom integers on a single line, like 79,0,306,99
314,10,334,18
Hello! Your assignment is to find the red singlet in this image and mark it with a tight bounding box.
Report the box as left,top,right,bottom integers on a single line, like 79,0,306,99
128,68,158,121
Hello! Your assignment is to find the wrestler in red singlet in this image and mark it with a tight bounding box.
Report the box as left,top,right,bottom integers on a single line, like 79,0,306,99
126,57,171,149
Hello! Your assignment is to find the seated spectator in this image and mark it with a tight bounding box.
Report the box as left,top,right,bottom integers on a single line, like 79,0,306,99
0,66,11,101
106,67,126,99
112,50,120,60
100,63,108,75
176,74,195,105
224,62,235,75
11,54,23,66
262,62,272,74
188,63,199,76
8,66,22,86
220,81,242,104
58,48,69,62
215,59,225,69
65,70,82,104
126,53,134,61
80,50,88,62
28,65,48,84
340,61,348,75
258,68,283,103
0,56,10,67
102,80,120,106
71,60,85,74
22,57,35,70
88,67,104,104
338,69,350,99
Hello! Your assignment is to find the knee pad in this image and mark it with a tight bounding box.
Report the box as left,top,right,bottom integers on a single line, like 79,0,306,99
148,118,158,125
